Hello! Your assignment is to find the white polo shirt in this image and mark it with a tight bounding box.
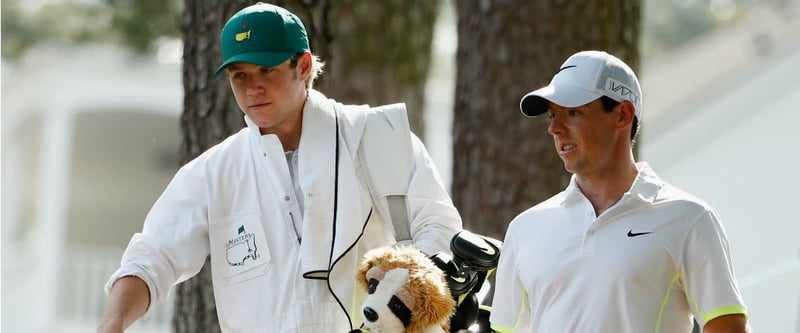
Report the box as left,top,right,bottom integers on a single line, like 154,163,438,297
490,162,747,333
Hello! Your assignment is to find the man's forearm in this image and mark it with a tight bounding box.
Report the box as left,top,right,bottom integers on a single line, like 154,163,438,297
703,314,749,333
96,276,151,333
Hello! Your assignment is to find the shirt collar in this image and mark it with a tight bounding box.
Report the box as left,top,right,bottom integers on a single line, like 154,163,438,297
628,161,663,203
244,113,261,137
561,161,663,206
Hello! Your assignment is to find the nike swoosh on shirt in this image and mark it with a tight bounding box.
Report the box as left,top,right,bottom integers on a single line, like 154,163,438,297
627,230,652,237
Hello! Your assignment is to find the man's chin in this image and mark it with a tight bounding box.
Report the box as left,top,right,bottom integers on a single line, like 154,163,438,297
561,160,575,174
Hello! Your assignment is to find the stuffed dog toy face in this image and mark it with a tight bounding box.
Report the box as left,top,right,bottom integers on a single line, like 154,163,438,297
355,246,455,333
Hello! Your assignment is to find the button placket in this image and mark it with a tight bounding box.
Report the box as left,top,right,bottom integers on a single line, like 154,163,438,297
258,136,303,245
582,205,597,254
582,228,597,254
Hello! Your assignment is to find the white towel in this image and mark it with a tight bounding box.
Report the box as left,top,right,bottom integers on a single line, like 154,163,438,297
297,90,368,279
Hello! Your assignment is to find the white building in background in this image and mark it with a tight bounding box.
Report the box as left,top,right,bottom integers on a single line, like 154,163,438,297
2,43,182,332
640,6,800,332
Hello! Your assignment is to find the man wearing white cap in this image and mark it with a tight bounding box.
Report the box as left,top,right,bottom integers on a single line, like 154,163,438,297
489,51,749,333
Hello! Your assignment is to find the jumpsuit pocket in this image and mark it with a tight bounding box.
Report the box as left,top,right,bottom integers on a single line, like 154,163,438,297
209,212,272,284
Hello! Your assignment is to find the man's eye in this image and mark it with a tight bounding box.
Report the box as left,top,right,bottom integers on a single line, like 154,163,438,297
568,109,578,116
230,72,245,80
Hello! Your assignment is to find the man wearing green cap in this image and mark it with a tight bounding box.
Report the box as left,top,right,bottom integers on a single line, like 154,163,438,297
97,3,461,332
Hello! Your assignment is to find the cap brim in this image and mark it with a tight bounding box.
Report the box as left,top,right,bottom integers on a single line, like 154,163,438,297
520,84,603,117
212,51,296,79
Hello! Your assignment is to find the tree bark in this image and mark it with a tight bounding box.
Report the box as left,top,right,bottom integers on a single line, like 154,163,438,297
452,0,640,239
175,1,247,331
175,1,436,331
323,0,438,138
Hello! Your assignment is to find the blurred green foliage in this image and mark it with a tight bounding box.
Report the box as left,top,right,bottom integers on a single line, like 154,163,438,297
2,0,182,59
1,0,783,60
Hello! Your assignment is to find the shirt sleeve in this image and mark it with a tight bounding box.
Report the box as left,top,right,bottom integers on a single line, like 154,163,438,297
490,225,531,333
405,133,462,256
681,209,748,326
105,162,212,308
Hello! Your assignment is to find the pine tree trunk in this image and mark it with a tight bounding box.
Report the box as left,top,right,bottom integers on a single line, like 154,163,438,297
452,0,640,239
323,0,438,138
175,1,248,332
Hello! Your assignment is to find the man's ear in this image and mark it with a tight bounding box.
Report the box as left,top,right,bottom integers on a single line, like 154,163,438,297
298,51,313,81
617,100,636,129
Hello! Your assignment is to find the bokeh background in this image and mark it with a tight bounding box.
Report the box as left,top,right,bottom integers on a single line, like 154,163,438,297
3,0,799,332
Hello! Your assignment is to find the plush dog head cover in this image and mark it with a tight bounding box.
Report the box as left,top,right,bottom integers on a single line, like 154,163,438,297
356,246,455,333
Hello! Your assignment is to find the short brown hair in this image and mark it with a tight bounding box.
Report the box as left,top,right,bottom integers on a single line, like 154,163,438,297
600,96,639,143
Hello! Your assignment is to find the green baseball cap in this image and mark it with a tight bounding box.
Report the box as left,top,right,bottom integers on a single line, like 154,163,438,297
212,3,310,78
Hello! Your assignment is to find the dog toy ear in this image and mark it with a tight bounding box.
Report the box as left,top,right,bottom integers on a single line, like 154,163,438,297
348,330,367,333
356,253,380,291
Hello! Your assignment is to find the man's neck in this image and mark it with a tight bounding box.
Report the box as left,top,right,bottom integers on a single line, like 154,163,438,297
258,104,305,151
576,162,638,216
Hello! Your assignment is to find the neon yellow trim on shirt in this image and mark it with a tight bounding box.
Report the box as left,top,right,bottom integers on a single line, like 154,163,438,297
704,305,748,323
491,323,514,333
491,287,528,333
515,287,528,331
655,273,683,333
682,272,748,326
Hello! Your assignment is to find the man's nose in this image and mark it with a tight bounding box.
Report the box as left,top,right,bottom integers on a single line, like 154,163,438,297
547,116,563,135
246,76,264,95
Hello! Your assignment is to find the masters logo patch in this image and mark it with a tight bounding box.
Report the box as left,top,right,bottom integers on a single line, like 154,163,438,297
235,30,251,42
226,225,259,266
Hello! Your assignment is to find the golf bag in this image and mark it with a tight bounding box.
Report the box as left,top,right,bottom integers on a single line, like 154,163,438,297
431,230,502,333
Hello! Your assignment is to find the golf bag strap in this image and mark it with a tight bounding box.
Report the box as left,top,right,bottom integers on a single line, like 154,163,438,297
358,103,414,242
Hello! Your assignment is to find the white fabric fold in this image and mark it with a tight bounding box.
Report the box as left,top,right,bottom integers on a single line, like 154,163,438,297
298,90,368,278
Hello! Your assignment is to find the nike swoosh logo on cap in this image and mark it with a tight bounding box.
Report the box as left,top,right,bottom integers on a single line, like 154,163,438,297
627,230,652,237
555,65,576,75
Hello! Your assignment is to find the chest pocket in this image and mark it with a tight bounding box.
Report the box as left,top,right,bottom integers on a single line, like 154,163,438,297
209,212,272,284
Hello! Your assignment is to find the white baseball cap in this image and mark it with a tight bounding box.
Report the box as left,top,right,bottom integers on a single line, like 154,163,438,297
520,50,642,119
